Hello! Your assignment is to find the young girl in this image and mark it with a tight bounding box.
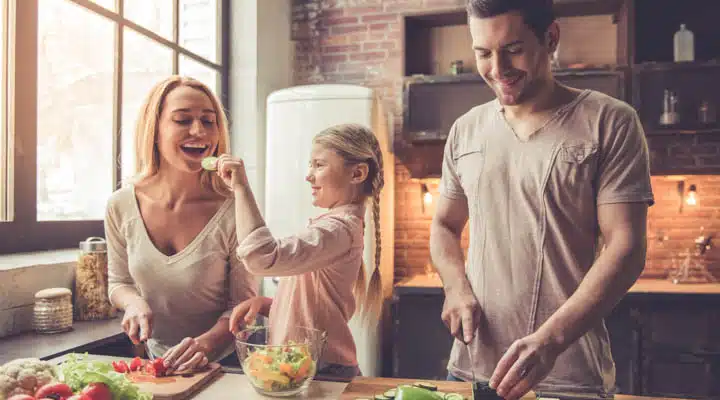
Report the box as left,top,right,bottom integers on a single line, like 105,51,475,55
217,123,384,379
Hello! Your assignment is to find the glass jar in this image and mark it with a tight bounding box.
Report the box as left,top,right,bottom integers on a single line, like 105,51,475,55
34,288,73,333
75,237,115,321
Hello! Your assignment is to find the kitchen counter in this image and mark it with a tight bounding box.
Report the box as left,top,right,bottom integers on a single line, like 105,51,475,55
395,274,720,295
45,354,687,400
0,318,123,364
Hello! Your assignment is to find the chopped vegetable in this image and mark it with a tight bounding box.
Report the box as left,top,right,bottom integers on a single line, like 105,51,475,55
58,354,151,400
201,156,218,171
242,341,316,394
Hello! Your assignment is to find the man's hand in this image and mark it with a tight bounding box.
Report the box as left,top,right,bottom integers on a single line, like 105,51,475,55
441,285,481,344
489,332,563,400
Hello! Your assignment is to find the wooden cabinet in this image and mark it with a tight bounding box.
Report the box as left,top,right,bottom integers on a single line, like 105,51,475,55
391,286,720,399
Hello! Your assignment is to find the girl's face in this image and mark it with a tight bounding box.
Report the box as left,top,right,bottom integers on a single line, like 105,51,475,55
156,85,219,174
305,143,367,209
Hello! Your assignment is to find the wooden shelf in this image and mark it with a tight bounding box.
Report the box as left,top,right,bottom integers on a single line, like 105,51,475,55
634,60,720,73
645,126,720,136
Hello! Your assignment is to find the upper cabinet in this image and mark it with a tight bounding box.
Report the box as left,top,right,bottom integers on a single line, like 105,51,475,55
397,0,720,178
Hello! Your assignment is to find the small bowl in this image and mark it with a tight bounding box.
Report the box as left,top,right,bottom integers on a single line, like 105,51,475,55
235,324,327,397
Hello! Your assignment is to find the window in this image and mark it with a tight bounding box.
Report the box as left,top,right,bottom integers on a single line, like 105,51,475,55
0,0,228,254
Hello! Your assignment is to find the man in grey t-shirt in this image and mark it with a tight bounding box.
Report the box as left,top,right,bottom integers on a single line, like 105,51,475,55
429,1,654,399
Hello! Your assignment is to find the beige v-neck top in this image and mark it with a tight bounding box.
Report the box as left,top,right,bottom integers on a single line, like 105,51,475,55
105,185,259,361
440,90,654,394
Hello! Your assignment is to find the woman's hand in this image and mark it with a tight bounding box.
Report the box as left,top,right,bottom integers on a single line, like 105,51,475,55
121,298,153,345
229,296,271,334
216,154,249,190
162,337,210,373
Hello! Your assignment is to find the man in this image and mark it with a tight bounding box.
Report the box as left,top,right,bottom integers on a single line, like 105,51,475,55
429,1,654,399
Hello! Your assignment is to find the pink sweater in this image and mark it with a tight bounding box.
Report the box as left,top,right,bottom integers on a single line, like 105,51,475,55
236,204,365,367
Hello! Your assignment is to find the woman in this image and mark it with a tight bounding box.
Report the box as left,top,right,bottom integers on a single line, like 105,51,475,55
105,76,258,373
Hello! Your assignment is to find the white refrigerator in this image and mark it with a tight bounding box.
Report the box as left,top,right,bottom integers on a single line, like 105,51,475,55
262,84,395,377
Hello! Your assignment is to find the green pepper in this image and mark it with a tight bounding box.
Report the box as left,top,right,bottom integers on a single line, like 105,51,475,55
395,385,444,400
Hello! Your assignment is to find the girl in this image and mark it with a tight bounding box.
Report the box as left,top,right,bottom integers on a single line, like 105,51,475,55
218,123,384,379
106,76,259,373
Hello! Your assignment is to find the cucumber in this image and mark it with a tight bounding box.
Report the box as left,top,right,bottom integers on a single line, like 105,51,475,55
395,385,443,400
444,393,464,400
374,395,390,400
414,382,438,391
201,156,218,171
384,389,397,398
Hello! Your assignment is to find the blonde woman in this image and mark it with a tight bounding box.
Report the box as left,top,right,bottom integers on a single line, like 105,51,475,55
219,123,384,380
105,76,259,373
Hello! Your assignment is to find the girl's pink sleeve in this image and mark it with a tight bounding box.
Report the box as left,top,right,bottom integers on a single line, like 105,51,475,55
236,215,359,276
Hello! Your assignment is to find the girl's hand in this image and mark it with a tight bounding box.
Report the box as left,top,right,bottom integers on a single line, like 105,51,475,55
161,337,210,374
217,154,249,189
121,298,153,345
229,296,270,334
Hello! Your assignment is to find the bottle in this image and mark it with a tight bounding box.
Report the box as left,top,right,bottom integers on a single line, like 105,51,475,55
674,24,695,62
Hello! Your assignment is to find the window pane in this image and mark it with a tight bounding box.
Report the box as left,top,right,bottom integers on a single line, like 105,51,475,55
37,0,114,221
90,0,115,12
179,55,219,95
124,0,172,41
179,0,218,62
0,0,7,221
121,28,173,182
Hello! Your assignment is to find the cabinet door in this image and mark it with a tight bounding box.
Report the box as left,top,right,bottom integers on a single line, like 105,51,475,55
605,304,641,394
641,351,718,398
391,292,454,380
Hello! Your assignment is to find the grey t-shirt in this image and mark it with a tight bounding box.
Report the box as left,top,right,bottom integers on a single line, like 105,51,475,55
440,90,654,393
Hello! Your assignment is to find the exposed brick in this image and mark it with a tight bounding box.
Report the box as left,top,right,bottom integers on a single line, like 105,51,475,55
344,6,384,15
321,54,348,63
362,14,400,23
323,44,361,53
326,16,359,25
349,51,387,62
330,25,368,35
370,23,390,30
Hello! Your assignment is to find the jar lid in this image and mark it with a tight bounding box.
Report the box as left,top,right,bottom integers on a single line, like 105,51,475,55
80,237,107,252
35,287,72,300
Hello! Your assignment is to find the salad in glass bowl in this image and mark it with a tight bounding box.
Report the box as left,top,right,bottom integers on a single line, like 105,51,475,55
235,324,327,397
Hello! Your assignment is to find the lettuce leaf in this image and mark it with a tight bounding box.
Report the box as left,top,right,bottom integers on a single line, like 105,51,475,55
58,354,152,400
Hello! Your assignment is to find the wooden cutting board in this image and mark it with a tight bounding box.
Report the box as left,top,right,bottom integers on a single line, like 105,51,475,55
340,376,473,399
128,362,223,400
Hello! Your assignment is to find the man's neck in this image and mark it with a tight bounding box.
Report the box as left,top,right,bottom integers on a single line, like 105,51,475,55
502,79,566,120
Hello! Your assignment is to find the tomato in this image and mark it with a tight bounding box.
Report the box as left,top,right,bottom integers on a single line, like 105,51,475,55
111,360,129,373
144,363,157,376
151,358,167,377
67,395,92,400
129,356,144,372
35,382,74,400
80,382,112,400
7,395,36,400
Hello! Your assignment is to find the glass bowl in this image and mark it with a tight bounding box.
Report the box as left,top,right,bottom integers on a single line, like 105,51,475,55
235,324,327,397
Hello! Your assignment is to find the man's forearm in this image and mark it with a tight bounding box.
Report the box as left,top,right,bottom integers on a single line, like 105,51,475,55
536,236,646,350
430,221,470,292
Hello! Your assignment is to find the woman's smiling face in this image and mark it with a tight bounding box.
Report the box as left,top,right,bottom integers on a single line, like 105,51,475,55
156,85,219,173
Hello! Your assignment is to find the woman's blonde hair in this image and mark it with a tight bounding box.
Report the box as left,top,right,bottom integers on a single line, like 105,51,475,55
313,123,384,324
132,75,230,196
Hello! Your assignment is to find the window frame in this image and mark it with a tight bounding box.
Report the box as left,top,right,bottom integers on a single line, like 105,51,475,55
0,0,230,254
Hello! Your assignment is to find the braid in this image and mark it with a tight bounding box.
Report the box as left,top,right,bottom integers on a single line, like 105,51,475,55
363,135,384,324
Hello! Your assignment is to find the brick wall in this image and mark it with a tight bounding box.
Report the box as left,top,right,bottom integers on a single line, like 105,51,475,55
291,0,720,282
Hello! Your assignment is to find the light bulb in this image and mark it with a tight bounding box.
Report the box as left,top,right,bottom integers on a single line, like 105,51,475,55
423,191,433,206
686,184,697,206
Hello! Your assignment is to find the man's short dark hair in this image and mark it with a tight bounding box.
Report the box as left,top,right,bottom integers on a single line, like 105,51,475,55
466,0,555,41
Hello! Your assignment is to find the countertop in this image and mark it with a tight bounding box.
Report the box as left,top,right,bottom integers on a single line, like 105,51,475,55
0,318,123,364
45,354,686,400
394,274,720,295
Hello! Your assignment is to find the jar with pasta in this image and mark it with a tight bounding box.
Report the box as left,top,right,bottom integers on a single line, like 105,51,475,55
75,237,116,320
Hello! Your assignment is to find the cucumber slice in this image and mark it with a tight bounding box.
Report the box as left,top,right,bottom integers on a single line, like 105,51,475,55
444,393,464,400
435,391,446,398
414,382,438,391
383,389,397,398
374,395,390,400
201,156,218,171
